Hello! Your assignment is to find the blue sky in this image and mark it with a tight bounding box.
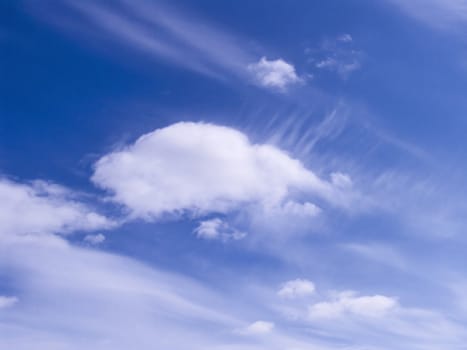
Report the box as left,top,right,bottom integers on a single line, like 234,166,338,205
2,0,467,349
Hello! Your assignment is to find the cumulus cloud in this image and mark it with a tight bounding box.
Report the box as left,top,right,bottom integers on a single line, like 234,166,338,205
83,233,106,245
0,296,18,309
308,291,398,319
248,57,302,90
92,122,339,221
0,178,115,240
194,218,246,241
278,279,315,298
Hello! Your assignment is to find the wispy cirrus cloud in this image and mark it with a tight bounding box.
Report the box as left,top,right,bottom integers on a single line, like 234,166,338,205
385,0,467,31
27,0,252,80
27,0,304,91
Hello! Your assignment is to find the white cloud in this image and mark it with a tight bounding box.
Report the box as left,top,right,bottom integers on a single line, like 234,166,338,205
1,229,465,350
271,279,467,348
241,321,275,335
83,233,106,245
0,236,332,350
278,279,315,298
0,173,323,348
308,291,398,319
0,178,115,240
194,218,246,241
92,122,338,221
0,296,18,309
248,57,302,91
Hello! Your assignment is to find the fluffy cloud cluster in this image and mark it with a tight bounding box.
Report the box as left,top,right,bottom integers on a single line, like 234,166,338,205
92,122,335,221
0,179,114,240
248,57,302,90
194,218,246,241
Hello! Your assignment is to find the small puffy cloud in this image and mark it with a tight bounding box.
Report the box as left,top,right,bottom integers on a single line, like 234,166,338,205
92,122,336,221
241,321,275,335
278,279,315,298
83,233,106,245
0,178,115,240
248,57,302,91
308,291,398,319
194,218,246,241
0,296,18,309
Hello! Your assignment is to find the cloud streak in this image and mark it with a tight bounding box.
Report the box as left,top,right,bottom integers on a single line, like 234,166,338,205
386,0,467,31
28,0,299,88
